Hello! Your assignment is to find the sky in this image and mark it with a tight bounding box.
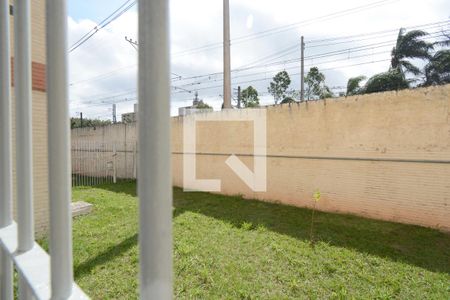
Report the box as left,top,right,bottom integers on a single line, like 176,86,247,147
67,0,450,119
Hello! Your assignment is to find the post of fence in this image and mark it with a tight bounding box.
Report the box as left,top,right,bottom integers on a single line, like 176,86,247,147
138,0,173,298
0,0,13,298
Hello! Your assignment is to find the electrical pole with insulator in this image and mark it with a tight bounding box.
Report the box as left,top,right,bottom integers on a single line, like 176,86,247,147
300,36,305,102
112,104,117,124
223,0,232,109
237,86,241,108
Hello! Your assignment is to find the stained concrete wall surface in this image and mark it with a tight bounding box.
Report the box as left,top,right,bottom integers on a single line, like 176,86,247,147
72,85,450,231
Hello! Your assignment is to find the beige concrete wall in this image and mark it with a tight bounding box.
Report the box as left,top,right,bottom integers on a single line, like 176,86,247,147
9,0,49,235
72,85,450,231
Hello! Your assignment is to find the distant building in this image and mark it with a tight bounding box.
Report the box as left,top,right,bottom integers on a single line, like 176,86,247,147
122,112,136,123
122,103,138,123
178,92,213,116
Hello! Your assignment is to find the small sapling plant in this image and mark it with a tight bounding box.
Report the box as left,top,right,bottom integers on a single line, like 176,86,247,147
310,190,321,247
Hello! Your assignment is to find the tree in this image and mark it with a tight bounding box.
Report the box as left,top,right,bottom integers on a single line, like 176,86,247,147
70,117,112,129
363,69,409,94
360,29,434,94
346,75,366,96
391,29,433,76
280,97,296,104
423,50,450,86
195,101,212,109
268,71,291,104
304,67,333,100
241,86,260,108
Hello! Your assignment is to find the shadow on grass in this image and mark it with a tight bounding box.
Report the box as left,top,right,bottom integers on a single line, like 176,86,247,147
95,181,450,274
75,234,138,278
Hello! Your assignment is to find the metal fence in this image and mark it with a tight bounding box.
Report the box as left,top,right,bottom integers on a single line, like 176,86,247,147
72,141,117,187
0,0,172,298
71,140,138,187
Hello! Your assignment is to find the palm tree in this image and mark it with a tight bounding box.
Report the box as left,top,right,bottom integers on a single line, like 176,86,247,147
346,75,366,96
390,29,434,76
364,69,409,94
423,50,450,86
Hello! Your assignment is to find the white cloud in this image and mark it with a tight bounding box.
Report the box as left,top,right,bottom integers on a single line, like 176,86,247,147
246,14,254,30
68,0,450,119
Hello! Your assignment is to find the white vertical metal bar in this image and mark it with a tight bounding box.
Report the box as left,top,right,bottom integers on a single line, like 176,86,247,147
0,0,14,295
0,249,13,300
18,277,32,300
14,0,34,252
138,0,172,298
134,142,137,179
46,0,74,297
71,141,73,187
0,0,13,229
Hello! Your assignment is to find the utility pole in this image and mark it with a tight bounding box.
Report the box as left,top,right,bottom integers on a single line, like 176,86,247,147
223,0,232,109
300,36,305,102
237,86,241,108
80,112,83,128
112,104,117,123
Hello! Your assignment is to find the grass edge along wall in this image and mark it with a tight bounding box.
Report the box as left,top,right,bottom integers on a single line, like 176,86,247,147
71,84,450,232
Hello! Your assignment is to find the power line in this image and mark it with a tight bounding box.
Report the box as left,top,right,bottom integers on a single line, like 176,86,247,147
73,34,446,106
69,64,136,86
69,0,136,53
170,31,444,87
237,43,299,69
70,12,447,109
74,57,391,109
180,59,392,93
171,0,399,57
70,19,449,87
307,19,450,44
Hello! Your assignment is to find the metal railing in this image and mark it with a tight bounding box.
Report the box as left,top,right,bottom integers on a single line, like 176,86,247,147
0,0,172,298
72,141,119,187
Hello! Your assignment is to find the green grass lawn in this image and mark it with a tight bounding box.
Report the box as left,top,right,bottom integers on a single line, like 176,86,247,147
49,181,449,299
